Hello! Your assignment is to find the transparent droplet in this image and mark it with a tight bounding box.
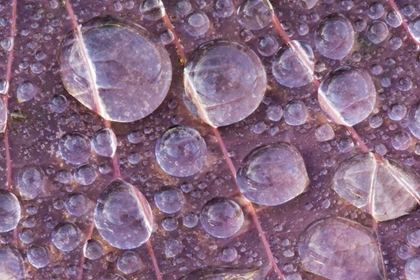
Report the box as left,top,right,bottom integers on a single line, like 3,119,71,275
299,217,384,279
50,94,68,113
183,212,198,228
200,197,244,238
367,21,388,44
65,193,90,216
19,228,34,244
185,11,210,37
59,132,91,165
59,17,172,122
267,105,283,122
221,246,237,262
237,0,273,31
117,251,142,274
237,142,309,206
0,99,7,133
284,100,308,126
17,81,38,103
52,222,81,252
0,190,21,233
315,14,354,60
368,2,384,20
91,128,117,157
391,131,411,151
299,0,317,9
74,164,97,185
272,41,313,88
165,238,184,258
406,256,420,280
214,0,234,18
408,17,420,43
155,126,207,177
83,239,104,260
407,229,420,247
386,10,402,27
257,34,278,57
94,179,153,249
154,186,185,214
315,124,335,142
162,216,179,231
140,0,165,21
388,104,407,121
0,246,24,279
16,165,45,199
184,40,266,127
175,0,191,16
318,66,376,126
27,245,50,268
369,114,383,128
0,79,8,94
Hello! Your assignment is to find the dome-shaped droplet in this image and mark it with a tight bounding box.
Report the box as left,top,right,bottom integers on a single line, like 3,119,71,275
52,222,81,252
94,179,153,249
83,239,104,260
386,10,402,27
408,102,420,139
315,124,335,141
184,40,266,127
406,256,420,280
0,246,24,279
50,94,68,113
408,17,420,43
140,0,165,21
214,0,234,18
74,164,97,185
315,14,354,60
91,128,117,157
165,238,184,258
27,245,50,268
16,165,45,199
0,99,7,133
237,0,273,31
59,16,172,122
272,41,313,88
0,190,21,233
154,186,185,214
117,251,142,274
236,142,309,206
367,21,388,44
155,126,207,177
318,66,376,126
200,197,244,238
185,11,210,37
368,2,384,20
17,81,38,103
59,132,91,165
257,34,279,57
65,193,90,216
221,246,238,262
284,100,308,126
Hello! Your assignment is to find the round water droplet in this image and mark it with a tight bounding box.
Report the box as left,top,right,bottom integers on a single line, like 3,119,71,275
214,0,234,18
50,94,68,113
175,0,191,16
388,104,407,121
267,105,283,122
162,216,178,231
184,40,266,127
0,190,21,233
407,228,420,247
155,126,207,177
284,100,308,126
91,128,117,157
19,228,34,244
52,222,81,252
392,131,411,150
16,165,45,200
257,34,278,57
74,164,97,185
367,21,388,44
0,246,24,279
200,197,244,238
59,132,91,165
17,81,38,103
406,256,420,280
409,17,420,43
221,246,237,262
368,2,384,20
408,102,420,139
0,79,8,94
140,0,164,21
318,66,376,126
117,251,142,274
59,17,172,122
183,212,198,228
236,142,309,206
27,245,50,268
185,11,210,37
154,186,185,214
315,124,335,141
83,239,104,260
94,179,153,249
65,193,90,216
165,238,184,258
299,0,317,9
237,0,273,31
386,10,402,27
315,14,354,60
272,41,313,88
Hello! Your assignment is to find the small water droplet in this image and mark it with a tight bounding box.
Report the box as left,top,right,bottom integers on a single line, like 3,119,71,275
83,239,104,260
17,165,45,199
117,251,142,274
165,239,184,257
185,11,210,37
59,132,91,165
140,0,165,21
0,191,21,233
27,245,50,268
237,0,273,31
154,186,185,214
52,222,81,252
91,128,117,158
284,100,308,126
214,0,234,18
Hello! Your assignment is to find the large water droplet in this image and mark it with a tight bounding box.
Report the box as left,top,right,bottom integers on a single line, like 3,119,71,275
27,245,50,268
318,66,376,126
184,40,266,127
154,186,185,214
59,16,172,122
200,197,243,238
299,217,384,279
315,14,354,60
405,256,420,280
0,190,21,233
237,0,273,31
155,126,207,177
0,246,24,279
52,222,81,252
91,128,117,157
59,132,91,165
272,41,313,88
94,179,153,249
237,142,309,206
16,165,45,199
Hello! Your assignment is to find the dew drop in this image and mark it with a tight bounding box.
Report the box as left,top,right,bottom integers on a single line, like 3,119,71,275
50,94,68,113
299,0,317,9
367,21,388,44
16,165,45,199
284,100,308,126
117,251,142,274
406,256,420,280
91,128,117,158
185,11,210,37
162,216,178,231
214,0,234,18
74,164,97,185
175,0,191,16
386,10,402,28
59,132,91,165
155,126,206,177
237,0,273,31
0,79,8,94
183,212,198,228
52,222,81,252
165,238,184,258
154,186,185,214
388,104,407,121
0,99,7,133
65,193,90,216
315,124,335,142
0,246,24,279
391,131,411,151
272,41,314,88
17,81,38,103
407,229,420,247
408,17,420,43
0,190,21,233
368,2,384,20
315,14,354,60
83,239,104,260
257,34,278,57
237,142,309,206
200,197,244,238
27,245,50,268
221,246,237,262
94,179,153,249
184,40,266,127
140,0,165,21
267,105,283,122
318,66,376,126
